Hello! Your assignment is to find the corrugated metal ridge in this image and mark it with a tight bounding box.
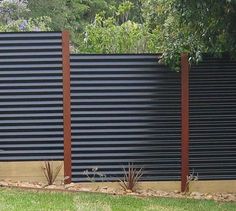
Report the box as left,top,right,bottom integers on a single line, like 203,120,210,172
0,31,61,36
70,53,162,57
70,54,163,67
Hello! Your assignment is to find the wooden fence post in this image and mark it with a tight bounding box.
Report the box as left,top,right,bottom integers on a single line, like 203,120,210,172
181,53,190,192
62,30,72,184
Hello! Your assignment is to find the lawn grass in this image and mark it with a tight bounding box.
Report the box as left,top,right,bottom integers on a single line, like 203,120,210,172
0,188,75,211
0,187,235,211
75,192,236,211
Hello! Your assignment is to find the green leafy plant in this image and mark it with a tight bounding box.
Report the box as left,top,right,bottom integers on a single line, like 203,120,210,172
185,168,199,193
41,161,63,186
83,167,107,182
119,163,143,192
0,0,52,32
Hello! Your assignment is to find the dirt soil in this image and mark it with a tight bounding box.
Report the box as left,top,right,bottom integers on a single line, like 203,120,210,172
0,179,235,202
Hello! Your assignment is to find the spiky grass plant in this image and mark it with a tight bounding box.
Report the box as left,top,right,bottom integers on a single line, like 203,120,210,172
41,161,63,185
119,163,143,192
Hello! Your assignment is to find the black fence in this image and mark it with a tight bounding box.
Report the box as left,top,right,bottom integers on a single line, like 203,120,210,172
70,54,181,182
189,55,236,180
0,31,235,184
0,32,64,161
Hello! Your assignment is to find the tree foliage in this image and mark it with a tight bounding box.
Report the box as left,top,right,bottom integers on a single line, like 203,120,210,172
0,0,51,31
176,0,236,55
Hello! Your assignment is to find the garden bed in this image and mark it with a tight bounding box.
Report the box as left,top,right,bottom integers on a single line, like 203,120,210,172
0,179,236,203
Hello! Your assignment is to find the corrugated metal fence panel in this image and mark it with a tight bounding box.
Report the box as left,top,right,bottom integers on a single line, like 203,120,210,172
0,32,64,161
189,55,236,180
71,54,181,182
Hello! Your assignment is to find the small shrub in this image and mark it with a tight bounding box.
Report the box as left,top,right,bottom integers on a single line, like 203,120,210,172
185,168,199,193
41,161,63,185
83,167,107,182
119,163,143,192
